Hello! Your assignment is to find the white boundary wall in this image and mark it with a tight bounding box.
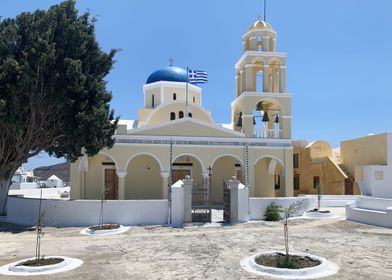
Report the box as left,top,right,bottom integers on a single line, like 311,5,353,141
6,196,168,227
9,187,70,199
249,197,317,220
299,195,358,207
346,196,392,228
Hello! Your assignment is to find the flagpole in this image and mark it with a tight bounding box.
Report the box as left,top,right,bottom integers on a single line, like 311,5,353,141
185,67,189,118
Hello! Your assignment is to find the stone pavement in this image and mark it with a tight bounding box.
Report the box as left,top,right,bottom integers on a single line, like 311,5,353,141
0,208,391,280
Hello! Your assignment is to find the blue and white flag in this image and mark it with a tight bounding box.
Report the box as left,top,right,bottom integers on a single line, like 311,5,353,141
188,69,208,84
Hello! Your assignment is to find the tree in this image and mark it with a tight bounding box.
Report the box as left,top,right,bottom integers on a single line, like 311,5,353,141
0,0,118,214
283,200,304,258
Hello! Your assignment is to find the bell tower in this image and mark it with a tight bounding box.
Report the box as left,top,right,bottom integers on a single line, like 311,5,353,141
231,18,291,140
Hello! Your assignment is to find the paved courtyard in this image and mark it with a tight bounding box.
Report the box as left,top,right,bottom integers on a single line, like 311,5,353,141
0,208,391,279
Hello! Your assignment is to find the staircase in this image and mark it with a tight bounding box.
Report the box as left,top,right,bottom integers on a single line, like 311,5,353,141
338,164,355,181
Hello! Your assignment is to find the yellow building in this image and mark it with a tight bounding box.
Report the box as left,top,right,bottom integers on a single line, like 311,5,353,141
340,133,391,192
70,18,294,205
292,140,358,196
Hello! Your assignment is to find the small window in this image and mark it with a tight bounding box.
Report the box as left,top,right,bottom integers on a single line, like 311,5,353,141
188,112,192,118
173,93,177,101
293,154,299,169
313,176,320,189
374,171,383,181
179,111,184,118
294,174,300,190
193,96,195,103
170,112,175,120
152,94,155,108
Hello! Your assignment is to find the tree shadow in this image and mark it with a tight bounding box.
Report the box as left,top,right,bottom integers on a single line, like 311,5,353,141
0,220,35,234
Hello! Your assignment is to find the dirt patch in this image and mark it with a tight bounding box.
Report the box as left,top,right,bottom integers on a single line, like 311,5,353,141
89,224,120,231
16,258,64,267
255,253,321,269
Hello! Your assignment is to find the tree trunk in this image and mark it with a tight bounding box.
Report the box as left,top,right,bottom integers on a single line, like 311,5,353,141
0,178,12,216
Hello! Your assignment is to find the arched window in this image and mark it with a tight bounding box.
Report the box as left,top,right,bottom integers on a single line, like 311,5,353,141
188,112,192,118
179,111,184,118
152,94,155,108
193,96,195,103
256,71,263,92
173,93,177,100
170,112,176,120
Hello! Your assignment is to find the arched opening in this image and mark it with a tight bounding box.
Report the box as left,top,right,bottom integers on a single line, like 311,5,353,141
211,156,244,206
252,58,265,92
188,112,192,118
173,93,177,100
125,154,162,199
256,35,263,52
152,94,155,108
254,157,284,197
253,100,282,138
179,111,184,119
172,155,203,187
269,60,281,93
256,70,263,92
170,112,176,120
193,96,195,103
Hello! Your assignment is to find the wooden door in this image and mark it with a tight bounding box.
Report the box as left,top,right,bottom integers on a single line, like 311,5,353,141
344,178,353,195
104,168,118,199
172,169,191,184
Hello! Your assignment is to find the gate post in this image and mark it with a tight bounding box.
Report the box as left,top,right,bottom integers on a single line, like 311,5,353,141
183,175,193,223
228,176,239,223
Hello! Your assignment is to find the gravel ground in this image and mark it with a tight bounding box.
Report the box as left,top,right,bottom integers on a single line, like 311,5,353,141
0,208,391,280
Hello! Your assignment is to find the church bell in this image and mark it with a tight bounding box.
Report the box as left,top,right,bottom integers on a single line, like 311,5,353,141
236,112,243,127
262,111,270,122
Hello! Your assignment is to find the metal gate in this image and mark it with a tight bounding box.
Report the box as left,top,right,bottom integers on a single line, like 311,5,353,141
223,179,231,223
191,167,211,223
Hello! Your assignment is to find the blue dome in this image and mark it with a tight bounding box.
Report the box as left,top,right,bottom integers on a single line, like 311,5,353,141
146,66,188,84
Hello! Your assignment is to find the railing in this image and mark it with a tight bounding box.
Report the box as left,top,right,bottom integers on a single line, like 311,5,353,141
254,128,282,139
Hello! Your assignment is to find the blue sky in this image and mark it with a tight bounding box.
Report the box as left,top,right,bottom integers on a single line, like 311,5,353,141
2,0,392,170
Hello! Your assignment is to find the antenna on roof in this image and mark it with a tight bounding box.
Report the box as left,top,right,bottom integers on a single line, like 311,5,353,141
263,0,267,22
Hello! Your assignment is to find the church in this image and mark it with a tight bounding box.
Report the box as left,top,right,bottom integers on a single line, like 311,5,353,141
70,18,294,206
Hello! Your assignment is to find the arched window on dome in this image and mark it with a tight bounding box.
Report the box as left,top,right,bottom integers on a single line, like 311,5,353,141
193,96,195,103
170,112,176,120
152,94,155,108
179,111,184,119
173,93,177,101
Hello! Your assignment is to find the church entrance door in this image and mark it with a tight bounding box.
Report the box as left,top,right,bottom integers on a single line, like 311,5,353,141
104,168,118,199
172,169,191,185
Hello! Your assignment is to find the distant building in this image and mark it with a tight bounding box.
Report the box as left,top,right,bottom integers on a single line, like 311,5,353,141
33,162,70,184
292,140,358,196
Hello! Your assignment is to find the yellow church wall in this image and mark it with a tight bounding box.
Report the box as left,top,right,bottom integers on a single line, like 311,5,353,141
144,103,212,125
133,121,239,138
70,142,294,200
125,155,162,199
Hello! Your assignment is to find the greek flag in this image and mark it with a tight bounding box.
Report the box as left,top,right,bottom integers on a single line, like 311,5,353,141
188,69,208,84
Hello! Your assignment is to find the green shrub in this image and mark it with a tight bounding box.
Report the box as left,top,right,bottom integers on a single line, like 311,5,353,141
264,203,282,221
277,255,299,269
